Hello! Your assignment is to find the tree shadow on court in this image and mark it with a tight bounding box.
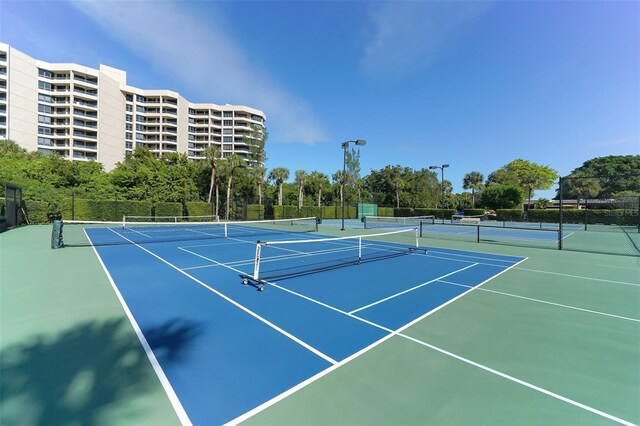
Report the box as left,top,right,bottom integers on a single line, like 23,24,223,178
0,317,201,424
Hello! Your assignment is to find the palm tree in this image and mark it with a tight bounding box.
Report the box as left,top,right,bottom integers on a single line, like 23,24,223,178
442,180,453,208
295,170,307,209
253,165,267,206
388,166,405,208
268,167,289,206
462,171,484,208
203,145,221,218
332,170,346,207
308,171,330,208
521,173,546,217
221,154,244,220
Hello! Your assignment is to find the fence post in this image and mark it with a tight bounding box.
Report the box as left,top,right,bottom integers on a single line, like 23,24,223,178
476,224,480,243
71,191,75,220
558,177,563,250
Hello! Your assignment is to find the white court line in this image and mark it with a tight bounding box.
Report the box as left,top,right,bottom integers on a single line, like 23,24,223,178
437,279,640,323
514,267,640,287
425,252,511,269
122,226,153,239
85,230,193,426
426,248,521,264
108,228,338,366
397,333,636,426
348,263,479,314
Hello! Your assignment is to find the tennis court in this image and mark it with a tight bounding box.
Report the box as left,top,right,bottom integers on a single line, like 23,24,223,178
1,219,638,425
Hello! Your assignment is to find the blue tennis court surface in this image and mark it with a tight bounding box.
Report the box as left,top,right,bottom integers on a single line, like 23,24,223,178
88,226,525,425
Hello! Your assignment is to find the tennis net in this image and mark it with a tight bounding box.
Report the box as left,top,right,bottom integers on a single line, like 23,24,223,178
451,214,485,224
363,215,435,229
123,214,219,223
244,228,425,289
60,217,318,247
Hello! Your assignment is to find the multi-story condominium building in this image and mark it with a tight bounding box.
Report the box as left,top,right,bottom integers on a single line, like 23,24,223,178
0,43,266,171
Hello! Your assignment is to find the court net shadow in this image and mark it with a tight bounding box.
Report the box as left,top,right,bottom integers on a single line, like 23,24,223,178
0,317,201,424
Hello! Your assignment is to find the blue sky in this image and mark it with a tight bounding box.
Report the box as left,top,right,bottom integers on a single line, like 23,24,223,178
1,0,638,197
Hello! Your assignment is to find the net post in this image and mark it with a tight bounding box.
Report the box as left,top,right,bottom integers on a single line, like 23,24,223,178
253,243,262,280
415,228,419,248
358,237,362,262
477,224,480,243
224,223,228,238
363,216,367,229
419,221,423,238
122,215,126,229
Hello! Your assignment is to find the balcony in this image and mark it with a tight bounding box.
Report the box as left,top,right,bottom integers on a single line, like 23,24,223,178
74,109,97,119
73,75,98,85
73,131,97,140
74,88,98,98
73,120,97,129
73,140,98,150
73,99,97,109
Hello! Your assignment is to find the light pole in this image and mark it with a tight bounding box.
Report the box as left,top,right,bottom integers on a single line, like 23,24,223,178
429,164,449,223
341,139,367,230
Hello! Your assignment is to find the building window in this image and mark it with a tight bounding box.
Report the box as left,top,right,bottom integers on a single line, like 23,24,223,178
38,115,52,124
126,104,133,112
136,133,145,140
38,126,52,135
38,137,53,146
136,105,145,112
223,129,232,135
223,111,233,117
38,81,53,91
38,104,53,114
38,69,53,78
136,95,145,102
188,108,195,115
136,124,144,131
136,115,144,122
223,120,232,126
126,123,133,131
126,114,132,122
126,132,132,140
126,141,133,149
38,94,53,103
223,144,233,150
223,137,232,143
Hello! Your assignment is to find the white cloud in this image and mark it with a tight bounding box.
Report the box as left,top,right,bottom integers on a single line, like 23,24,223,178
361,1,492,78
69,0,327,144
586,136,639,151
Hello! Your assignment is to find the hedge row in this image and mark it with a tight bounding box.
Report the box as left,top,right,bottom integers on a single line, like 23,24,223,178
273,205,358,220
378,207,393,217
494,209,638,225
20,197,218,224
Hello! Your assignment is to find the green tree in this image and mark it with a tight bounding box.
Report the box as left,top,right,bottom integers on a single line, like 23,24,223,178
562,173,602,208
268,167,289,206
479,185,524,209
332,170,346,207
203,145,221,217
462,171,484,208
489,159,558,212
345,147,361,204
221,154,245,220
564,155,640,197
294,170,307,209
306,171,330,208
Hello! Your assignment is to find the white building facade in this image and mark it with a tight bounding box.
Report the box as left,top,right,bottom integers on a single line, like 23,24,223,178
0,43,266,171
